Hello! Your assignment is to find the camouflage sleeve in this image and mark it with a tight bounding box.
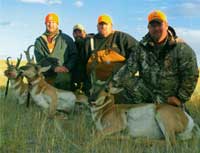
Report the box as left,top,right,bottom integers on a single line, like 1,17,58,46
113,47,140,87
177,43,199,103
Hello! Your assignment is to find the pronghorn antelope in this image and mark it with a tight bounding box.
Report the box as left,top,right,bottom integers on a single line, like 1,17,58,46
20,50,76,118
4,55,28,104
89,84,200,146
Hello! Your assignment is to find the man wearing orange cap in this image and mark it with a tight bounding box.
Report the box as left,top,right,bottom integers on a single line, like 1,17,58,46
84,14,138,96
34,13,77,90
112,10,199,107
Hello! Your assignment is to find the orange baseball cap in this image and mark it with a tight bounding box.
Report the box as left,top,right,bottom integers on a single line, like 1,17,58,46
148,10,167,24
45,13,59,24
98,14,112,24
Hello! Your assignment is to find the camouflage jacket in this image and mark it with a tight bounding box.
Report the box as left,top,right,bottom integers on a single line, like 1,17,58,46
114,28,199,103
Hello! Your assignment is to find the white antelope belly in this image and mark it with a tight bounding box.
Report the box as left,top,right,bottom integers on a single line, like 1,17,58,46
57,91,76,110
32,94,50,109
127,104,163,139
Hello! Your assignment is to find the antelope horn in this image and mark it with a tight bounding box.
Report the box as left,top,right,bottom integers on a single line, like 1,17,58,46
16,54,22,68
24,44,34,63
6,57,11,66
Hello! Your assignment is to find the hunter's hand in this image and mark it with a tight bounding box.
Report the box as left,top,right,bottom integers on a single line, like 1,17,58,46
54,66,69,73
167,96,181,107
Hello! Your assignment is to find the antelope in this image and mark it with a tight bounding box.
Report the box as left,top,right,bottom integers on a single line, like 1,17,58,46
88,83,200,146
20,48,76,118
4,55,28,104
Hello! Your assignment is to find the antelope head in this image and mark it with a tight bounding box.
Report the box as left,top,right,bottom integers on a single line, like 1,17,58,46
4,54,22,79
19,64,51,80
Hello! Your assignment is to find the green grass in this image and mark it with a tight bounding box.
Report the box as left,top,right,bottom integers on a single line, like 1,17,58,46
0,86,200,153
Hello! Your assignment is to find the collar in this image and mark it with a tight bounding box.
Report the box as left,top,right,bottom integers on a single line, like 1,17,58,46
91,96,114,112
10,77,23,87
140,28,178,48
41,29,60,43
44,29,60,37
28,76,42,86
96,30,115,39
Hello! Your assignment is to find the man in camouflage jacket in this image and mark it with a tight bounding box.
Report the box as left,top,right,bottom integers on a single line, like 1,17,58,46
113,10,199,106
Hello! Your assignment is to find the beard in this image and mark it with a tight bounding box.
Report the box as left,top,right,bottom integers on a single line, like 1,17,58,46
151,32,162,42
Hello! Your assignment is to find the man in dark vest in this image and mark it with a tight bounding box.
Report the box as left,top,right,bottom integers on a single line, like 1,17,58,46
84,14,138,96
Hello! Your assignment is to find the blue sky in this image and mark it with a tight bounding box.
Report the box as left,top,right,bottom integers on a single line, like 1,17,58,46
0,0,200,65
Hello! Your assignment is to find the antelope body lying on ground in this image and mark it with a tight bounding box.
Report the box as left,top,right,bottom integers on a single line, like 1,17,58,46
19,63,76,117
4,55,28,104
89,88,200,145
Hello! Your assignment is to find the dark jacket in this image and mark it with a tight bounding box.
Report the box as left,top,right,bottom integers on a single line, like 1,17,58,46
85,31,138,62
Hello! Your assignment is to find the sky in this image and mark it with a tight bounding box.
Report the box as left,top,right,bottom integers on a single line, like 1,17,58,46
0,0,200,65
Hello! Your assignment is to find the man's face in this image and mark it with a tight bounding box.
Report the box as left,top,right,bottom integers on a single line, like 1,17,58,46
97,22,112,37
46,21,58,33
73,29,86,39
148,21,168,43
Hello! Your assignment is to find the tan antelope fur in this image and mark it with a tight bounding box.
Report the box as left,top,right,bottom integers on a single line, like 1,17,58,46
19,63,76,117
4,56,28,104
90,89,198,145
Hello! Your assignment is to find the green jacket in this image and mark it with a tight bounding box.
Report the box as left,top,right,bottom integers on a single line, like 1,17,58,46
34,30,77,75
115,28,199,103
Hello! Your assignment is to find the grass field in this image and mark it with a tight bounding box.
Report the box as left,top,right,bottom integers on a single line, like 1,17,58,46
0,60,200,153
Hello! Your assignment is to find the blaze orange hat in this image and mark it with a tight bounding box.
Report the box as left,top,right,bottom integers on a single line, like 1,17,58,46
148,10,167,24
45,13,59,24
98,14,112,24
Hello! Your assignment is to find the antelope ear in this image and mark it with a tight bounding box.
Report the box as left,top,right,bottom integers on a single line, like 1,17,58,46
38,65,51,73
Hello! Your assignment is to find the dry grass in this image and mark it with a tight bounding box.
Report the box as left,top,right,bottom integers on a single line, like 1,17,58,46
0,88,200,153
0,60,200,153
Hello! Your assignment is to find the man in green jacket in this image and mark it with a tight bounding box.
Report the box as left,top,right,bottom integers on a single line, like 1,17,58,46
34,13,77,90
112,10,199,107
84,14,138,95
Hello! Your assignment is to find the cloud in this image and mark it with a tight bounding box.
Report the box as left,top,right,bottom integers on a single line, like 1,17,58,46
74,0,84,8
48,0,62,4
20,0,47,4
179,2,200,16
175,27,200,46
166,2,200,17
19,0,62,4
175,27,200,64
0,21,13,27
